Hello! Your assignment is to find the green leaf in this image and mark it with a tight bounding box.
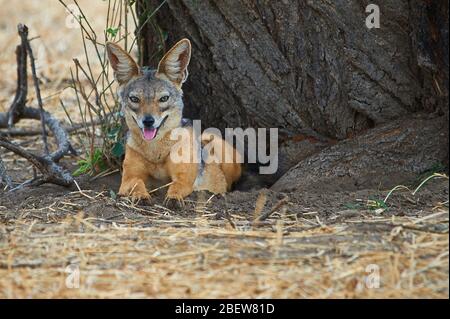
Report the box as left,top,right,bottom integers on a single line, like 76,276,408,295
97,159,108,172
92,148,103,163
106,27,119,38
367,198,387,210
162,30,169,41
76,159,88,166
73,148,106,177
107,127,120,139
111,142,125,158
73,163,91,177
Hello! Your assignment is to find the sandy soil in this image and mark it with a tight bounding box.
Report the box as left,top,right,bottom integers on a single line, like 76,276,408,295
0,158,448,298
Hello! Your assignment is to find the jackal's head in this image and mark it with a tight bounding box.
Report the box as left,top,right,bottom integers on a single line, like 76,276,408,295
106,39,191,141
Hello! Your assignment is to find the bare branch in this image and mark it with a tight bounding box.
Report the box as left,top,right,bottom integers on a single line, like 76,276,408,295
0,137,73,187
6,42,27,126
0,119,101,137
18,24,50,154
0,23,77,189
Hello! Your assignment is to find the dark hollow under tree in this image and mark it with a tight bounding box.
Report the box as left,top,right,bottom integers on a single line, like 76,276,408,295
136,0,449,190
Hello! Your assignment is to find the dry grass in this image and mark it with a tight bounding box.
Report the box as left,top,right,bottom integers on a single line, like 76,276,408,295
0,1,448,299
0,183,448,298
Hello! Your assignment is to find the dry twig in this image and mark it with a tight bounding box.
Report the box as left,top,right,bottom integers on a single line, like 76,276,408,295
0,24,75,189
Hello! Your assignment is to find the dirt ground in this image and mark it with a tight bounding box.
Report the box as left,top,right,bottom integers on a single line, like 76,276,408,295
0,157,448,298
0,0,449,299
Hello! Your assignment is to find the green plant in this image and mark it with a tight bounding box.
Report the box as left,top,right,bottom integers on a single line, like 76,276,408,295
107,124,126,158
344,170,448,212
366,197,388,211
384,172,448,204
58,0,168,178
58,0,141,176
106,27,120,38
73,148,107,177
343,197,388,212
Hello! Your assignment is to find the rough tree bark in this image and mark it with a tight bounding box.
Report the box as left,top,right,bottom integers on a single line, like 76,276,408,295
137,0,448,138
136,0,448,188
272,114,448,192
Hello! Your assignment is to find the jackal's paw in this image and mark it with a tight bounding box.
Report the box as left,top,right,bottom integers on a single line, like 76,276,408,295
163,196,185,210
166,183,193,200
164,184,192,208
118,179,151,203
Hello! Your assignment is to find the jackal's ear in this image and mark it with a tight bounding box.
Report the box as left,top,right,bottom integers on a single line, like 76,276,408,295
106,42,139,85
156,39,191,87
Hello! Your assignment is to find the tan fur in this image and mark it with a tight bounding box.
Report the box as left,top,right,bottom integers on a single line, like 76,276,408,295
106,39,241,201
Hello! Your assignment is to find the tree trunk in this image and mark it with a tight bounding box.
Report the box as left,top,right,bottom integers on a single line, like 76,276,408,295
271,114,448,193
137,0,448,141
136,1,448,190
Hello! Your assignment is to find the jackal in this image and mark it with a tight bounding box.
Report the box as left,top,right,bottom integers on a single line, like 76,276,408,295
106,39,241,202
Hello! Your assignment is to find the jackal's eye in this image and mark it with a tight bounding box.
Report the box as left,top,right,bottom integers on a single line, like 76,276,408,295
129,96,140,103
159,95,169,103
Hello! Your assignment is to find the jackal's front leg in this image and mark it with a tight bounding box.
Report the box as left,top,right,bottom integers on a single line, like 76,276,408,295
118,146,151,201
166,161,198,202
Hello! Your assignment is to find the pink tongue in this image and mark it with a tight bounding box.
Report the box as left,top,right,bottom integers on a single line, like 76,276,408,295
143,128,157,141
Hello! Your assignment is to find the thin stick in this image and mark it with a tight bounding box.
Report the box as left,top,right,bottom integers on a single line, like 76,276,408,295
148,181,174,195
0,118,103,137
255,196,289,222
412,173,448,195
7,42,27,127
18,24,49,154
89,168,119,181
129,0,168,52
73,180,95,200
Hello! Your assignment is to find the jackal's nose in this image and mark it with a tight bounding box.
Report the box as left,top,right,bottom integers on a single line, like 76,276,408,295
142,115,155,128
